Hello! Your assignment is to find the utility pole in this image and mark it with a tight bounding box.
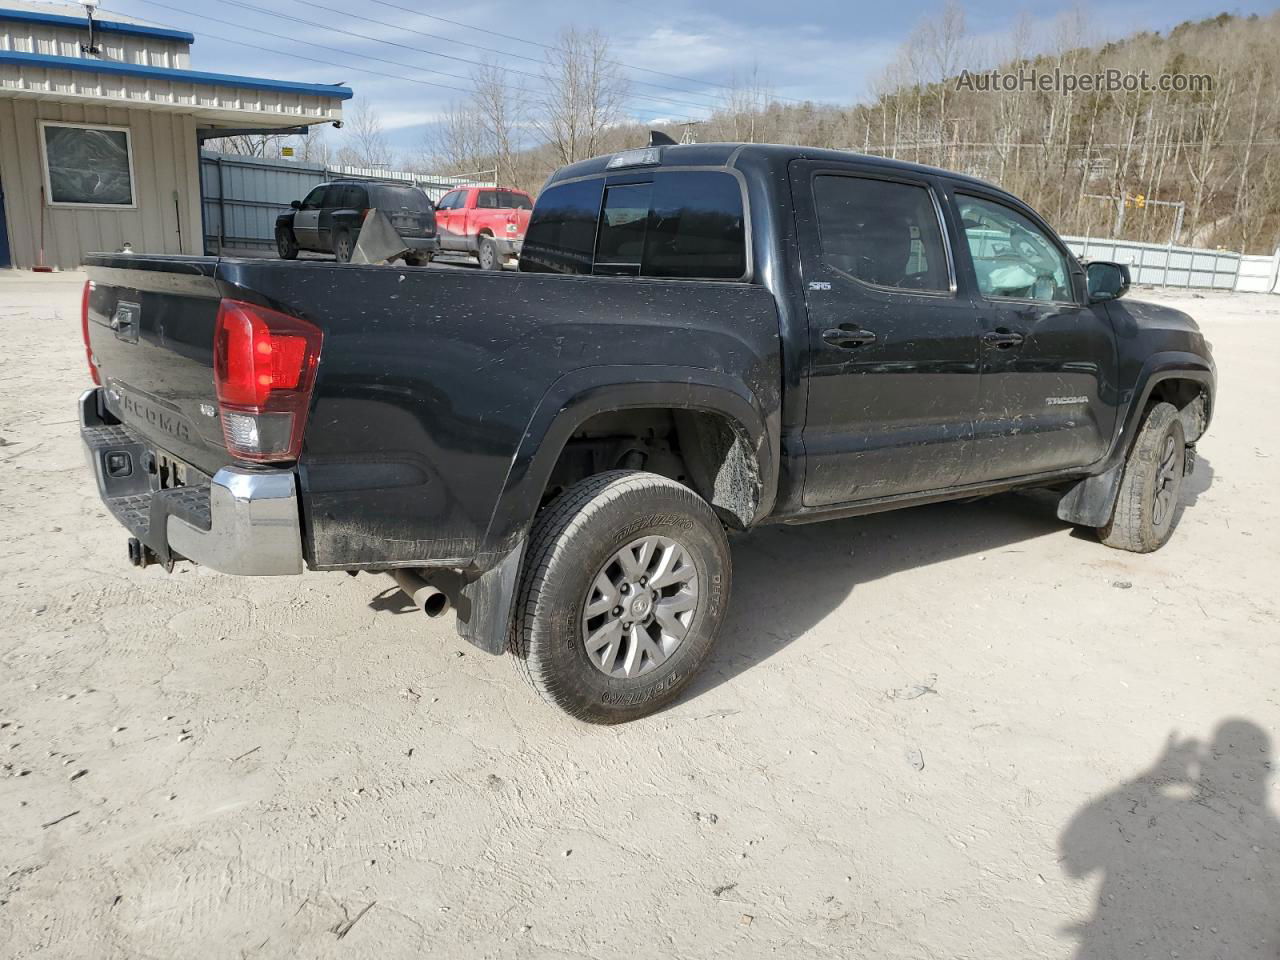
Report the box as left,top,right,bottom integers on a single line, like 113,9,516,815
680,121,703,145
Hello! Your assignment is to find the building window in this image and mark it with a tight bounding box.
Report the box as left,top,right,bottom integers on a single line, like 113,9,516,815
40,122,137,208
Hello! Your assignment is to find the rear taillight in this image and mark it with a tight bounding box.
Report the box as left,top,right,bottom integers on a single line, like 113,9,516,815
213,299,323,463
81,280,100,385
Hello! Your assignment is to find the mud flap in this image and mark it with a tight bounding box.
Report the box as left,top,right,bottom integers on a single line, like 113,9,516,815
429,539,526,655
1056,462,1124,527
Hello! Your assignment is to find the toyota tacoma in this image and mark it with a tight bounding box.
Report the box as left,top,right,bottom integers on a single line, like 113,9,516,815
78,141,1215,723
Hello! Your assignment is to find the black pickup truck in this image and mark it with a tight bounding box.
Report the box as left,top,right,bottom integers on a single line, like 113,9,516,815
78,142,1215,723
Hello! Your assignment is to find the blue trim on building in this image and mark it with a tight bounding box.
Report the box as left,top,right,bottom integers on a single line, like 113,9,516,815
0,7,196,44
0,50,353,100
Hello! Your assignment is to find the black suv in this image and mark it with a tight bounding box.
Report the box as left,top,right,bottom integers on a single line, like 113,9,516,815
276,180,438,265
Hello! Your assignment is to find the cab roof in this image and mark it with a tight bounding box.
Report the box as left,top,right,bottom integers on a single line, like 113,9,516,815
546,141,1006,197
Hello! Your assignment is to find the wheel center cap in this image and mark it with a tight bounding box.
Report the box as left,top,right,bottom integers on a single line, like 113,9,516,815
630,594,652,619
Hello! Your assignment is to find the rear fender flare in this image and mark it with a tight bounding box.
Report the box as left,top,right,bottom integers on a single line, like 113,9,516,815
481,365,777,556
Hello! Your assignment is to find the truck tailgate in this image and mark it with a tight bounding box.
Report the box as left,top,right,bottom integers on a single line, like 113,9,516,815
84,256,230,477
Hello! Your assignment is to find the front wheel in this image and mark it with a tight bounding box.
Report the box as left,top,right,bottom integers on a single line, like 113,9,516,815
510,471,731,724
1099,401,1186,552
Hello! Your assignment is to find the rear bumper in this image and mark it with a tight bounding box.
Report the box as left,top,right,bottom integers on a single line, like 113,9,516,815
495,237,522,257
403,236,439,254
79,388,304,576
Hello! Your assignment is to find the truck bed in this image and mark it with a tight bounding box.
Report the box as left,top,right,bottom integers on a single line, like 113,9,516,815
83,255,782,572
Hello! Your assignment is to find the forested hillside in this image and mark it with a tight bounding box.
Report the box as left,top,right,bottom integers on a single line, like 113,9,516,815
675,9,1280,253
428,9,1280,254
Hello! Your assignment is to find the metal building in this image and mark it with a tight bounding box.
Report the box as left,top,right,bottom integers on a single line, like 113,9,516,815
0,0,351,269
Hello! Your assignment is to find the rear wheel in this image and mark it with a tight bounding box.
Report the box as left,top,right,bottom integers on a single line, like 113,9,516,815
333,229,353,263
403,252,432,267
477,235,500,270
510,471,731,724
276,227,298,260
1099,401,1186,552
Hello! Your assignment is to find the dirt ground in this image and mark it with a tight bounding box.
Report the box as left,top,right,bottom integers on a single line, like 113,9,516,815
1,272,1277,960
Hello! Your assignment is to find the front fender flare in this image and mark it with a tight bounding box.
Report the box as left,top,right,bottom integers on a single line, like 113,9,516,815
1114,351,1215,461
1058,352,1214,527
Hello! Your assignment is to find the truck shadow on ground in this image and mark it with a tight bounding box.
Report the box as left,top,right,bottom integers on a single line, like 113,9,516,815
365,457,1216,678
681,454,1215,703
1057,718,1280,959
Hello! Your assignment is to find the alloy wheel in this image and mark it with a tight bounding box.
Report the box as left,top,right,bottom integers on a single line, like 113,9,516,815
581,535,699,679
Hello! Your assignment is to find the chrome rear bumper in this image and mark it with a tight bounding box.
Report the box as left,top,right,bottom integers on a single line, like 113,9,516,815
79,388,304,576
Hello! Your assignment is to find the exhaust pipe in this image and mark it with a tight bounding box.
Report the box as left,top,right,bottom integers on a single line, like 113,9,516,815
390,569,451,618
127,537,159,569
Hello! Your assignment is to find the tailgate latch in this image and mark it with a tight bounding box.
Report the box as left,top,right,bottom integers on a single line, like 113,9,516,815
111,301,141,343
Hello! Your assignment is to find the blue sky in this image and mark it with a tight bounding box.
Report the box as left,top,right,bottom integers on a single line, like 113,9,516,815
100,0,1279,158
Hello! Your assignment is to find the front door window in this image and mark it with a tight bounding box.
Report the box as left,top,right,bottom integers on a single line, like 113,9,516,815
956,195,1071,303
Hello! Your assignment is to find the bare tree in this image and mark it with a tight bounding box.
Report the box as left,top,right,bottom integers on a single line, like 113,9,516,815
712,64,773,143
921,0,968,165
422,101,489,175
472,61,524,185
534,27,629,166
336,98,393,169
296,125,332,166
400,6,1280,250
205,132,291,158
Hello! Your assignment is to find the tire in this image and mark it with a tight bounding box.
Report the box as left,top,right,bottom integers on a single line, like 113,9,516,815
1099,402,1186,552
333,229,353,264
276,227,299,260
403,252,432,267
510,471,731,724
477,236,500,270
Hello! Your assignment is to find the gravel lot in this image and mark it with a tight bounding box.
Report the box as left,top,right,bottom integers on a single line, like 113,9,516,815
1,272,1277,959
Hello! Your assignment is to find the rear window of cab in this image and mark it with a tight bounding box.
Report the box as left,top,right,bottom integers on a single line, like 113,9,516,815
520,171,746,280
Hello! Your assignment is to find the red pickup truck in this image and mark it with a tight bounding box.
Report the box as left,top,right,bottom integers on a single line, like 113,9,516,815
433,186,533,269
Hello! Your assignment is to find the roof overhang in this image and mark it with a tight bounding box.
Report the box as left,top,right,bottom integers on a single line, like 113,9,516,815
0,6,195,44
0,50,350,127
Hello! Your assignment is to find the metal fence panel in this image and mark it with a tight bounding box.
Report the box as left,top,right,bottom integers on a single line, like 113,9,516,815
1062,236,1245,290
200,153,498,253
1236,253,1280,294
201,152,327,253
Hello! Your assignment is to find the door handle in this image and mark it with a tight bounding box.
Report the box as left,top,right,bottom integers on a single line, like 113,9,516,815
982,330,1025,349
822,327,877,348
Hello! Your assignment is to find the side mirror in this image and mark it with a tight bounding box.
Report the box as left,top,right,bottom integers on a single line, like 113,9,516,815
290,199,302,210
1087,261,1131,302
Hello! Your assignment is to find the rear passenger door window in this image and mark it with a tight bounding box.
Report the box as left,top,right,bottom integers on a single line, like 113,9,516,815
643,172,745,279
343,185,368,210
813,175,950,292
318,184,343,209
